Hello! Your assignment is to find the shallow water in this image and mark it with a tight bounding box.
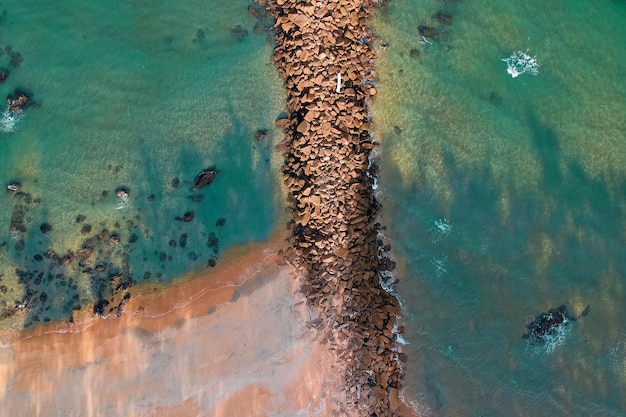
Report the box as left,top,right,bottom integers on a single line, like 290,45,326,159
371,0,626,416
2,0,625,415
0,0,285,328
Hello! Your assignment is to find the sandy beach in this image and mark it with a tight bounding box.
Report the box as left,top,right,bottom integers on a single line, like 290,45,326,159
0,230,417,416
0,233,344,417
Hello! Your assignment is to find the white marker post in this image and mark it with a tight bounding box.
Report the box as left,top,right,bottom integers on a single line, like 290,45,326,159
336,72,342,93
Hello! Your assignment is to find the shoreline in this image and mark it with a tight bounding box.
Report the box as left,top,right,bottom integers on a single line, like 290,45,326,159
257,0,412,415
0,231,346,416
0,228,290,345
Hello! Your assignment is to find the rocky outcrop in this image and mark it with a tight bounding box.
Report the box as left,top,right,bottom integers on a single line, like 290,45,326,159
192,168,217,190
6,89,30,112
523,305,573,341
257,0,404,415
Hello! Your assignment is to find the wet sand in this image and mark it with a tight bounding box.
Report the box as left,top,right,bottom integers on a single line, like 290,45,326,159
0,232,346,416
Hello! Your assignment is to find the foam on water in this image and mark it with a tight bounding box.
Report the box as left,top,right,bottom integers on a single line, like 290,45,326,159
430,217,452,243
0,108,22,133
526,321,572,355
502,51,540,78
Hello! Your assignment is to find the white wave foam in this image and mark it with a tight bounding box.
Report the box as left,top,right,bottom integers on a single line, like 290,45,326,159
607,331,626,375
431,256,448,276
400,390,433,417
502,51,540,78
527,322,572,355
1,108,22,132
116,194,129,210
431,217,452,243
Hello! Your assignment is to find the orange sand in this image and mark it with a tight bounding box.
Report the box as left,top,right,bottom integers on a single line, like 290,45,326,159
0,232,418,417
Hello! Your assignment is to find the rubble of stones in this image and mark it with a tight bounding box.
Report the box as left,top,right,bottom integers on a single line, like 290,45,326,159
1,187,135,324
1,171,225,325
257,0,405,415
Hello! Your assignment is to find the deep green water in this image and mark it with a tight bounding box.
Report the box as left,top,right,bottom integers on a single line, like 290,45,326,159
0,0,285,328
371,0,626,416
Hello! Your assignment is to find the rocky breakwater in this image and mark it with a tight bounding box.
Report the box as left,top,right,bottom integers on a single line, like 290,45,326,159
257,0,405,415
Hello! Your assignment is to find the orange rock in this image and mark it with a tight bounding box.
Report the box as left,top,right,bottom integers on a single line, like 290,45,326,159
292,13,310,28
297,120,311,135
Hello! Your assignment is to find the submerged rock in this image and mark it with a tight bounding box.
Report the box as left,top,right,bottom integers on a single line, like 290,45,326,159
6,89,31,112
175,211,195,222
192,168,217,190
230,24,249,41
523,305,573,341
433,12,453,25
418,26,440,40
9,204,26,233
255,129,269,142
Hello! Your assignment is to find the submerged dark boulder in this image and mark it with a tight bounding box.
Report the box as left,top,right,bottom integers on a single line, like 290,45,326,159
433,12,453,26
6,89,31,112
192,168,217,190
418,26,440,40
9,204,26,234
523,305,573,341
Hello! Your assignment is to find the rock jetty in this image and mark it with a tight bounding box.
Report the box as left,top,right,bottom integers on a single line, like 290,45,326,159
257,0,405,415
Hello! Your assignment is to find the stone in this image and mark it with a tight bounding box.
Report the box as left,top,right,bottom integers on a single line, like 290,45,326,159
230,24,249,41
523,305,573,341
433,12,453,25
193,168,217,190
115,187,130,199
6,89,30,112
297,120,311,135
418,26,439,39
255,129,269,142
6,182,21,192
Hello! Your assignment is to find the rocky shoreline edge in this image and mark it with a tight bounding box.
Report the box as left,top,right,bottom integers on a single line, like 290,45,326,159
257,0,407,415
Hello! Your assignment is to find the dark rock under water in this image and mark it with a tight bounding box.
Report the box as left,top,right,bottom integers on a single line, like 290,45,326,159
523,304,574,342
192,168,217,190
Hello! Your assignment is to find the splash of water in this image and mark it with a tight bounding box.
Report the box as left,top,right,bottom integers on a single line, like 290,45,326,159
1,108,22,132
502,51,540,78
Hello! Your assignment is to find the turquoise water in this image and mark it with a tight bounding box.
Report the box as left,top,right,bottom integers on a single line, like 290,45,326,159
372,0,626,416
0,0,284,328
2,0,625,415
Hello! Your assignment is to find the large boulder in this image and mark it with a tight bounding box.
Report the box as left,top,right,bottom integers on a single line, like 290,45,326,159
6,89,31,112
523,305,573,341
192,168,217,190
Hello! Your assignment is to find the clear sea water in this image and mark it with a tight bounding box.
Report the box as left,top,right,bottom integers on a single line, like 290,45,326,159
371,0,626,416
0,0,285,328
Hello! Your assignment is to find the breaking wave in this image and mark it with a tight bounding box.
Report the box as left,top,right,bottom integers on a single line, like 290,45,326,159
502,51,540,78
1,108,22,132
